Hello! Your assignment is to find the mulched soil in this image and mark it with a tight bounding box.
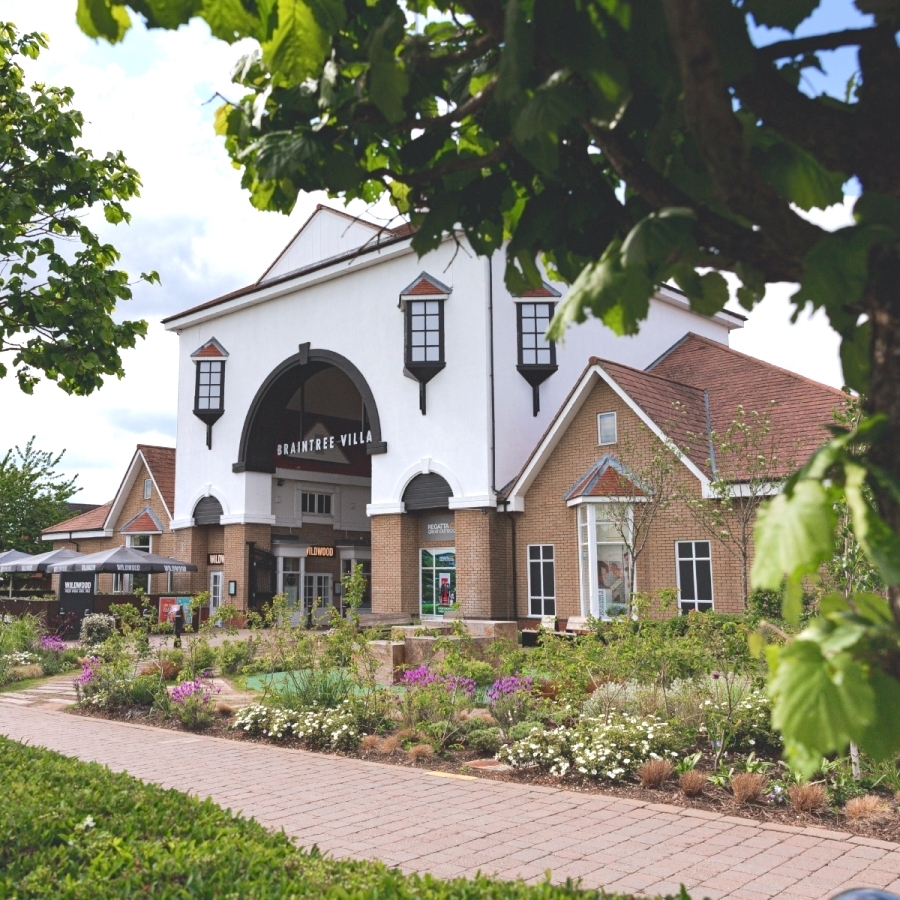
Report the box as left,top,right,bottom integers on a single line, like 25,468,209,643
70,705,900,844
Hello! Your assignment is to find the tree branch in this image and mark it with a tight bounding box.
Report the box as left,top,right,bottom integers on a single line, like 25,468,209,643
580,119,806,283
661,0,822,260
757,27,877,60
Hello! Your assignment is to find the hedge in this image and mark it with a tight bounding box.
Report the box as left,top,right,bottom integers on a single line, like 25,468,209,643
0,736,685,900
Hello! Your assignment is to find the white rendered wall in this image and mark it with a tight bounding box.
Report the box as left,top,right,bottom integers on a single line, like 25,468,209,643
170,239,494,526
170,231,740,525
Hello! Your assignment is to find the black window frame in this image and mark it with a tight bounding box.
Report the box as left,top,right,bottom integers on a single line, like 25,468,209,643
194,359,226,416
676,540,714,613
527,544,556,617
405,298,445,368
517,302,557,368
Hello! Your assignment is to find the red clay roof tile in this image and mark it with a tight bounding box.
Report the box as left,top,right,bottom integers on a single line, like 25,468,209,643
43,500,113,535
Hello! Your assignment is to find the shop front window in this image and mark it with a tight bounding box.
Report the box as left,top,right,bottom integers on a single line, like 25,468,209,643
577,505,631,619
420,548,456,616
282,557,301,609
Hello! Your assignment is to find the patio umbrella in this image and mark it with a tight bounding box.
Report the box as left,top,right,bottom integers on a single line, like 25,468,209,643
47,545,197,574
0,548,83,573
0,550,33,597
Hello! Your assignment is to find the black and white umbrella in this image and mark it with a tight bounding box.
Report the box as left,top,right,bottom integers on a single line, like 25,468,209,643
0,549,34,597
47,545,197,574
0,548,83,573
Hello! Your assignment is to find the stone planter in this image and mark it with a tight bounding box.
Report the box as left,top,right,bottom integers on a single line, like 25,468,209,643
363,640,406,686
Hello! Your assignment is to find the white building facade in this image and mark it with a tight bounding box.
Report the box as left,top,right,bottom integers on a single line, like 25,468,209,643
163,206,742,619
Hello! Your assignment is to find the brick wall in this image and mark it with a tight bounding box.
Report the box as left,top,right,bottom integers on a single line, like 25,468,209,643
455,509,513,619
515,378,749,619
223,523,272,612
371,513,419,614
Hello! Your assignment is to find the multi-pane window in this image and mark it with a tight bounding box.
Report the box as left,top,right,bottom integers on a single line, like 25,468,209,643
577,505,631,619
676,541,713,613
528,545,556,617
518,303,556,367
195,360,224,412
301,492,332,515
143,478,152,500
598,412,617,445
406,300,443,365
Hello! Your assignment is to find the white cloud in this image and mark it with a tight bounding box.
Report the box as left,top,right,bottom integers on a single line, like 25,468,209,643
0,1,849,504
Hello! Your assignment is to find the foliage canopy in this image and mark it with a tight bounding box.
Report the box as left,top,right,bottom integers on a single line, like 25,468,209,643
0,23,154,395
74,0,900,771
0,438,78,554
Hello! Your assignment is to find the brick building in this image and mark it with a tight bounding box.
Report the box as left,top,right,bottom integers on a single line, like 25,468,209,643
47,206,841,624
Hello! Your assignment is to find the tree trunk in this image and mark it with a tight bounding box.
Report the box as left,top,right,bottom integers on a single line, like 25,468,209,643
864,244,900,623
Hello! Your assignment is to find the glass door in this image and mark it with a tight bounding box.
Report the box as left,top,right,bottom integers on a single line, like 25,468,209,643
304,573,332,623
209,571,223,620
420,548,456,616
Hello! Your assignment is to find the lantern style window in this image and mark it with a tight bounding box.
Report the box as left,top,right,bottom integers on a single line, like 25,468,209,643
190,338,229,448
399,273,451,415
516,283,560,416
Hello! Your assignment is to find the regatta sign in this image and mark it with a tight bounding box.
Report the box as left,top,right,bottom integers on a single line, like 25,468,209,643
277,430,373,456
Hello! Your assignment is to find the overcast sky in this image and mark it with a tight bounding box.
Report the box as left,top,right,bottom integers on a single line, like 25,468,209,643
2,1,861,503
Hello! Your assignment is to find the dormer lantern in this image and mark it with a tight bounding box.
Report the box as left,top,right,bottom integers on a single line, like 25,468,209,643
516,283,561,416
191,338,229,448
399,273,451,415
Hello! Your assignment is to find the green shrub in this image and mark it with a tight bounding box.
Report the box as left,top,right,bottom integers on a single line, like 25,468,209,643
218,638,257,675
507,721,544,742
0,736,660,900
79,614,116,646
468,727,503,755
128,675,165,708
183,639,217,678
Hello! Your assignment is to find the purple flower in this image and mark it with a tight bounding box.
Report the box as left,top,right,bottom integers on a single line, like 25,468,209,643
74,657,100,688
40,635,66,653
486,675,533,704
400,666,439,688
711,672,721,680
170,677,219,705
399,666,476,696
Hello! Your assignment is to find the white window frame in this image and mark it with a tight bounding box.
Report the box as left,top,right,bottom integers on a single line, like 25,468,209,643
115,535,152,594
675,540,714,613
576,503,632,619
526,544,556,618
209,571,224,614
298,489,333,520
597,412,617,446
143,478,153,500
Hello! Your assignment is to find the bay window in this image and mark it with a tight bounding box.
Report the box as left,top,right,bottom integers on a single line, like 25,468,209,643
577,504,631,619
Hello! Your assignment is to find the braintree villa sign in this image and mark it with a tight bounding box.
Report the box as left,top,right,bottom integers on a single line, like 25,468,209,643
277,430,373,457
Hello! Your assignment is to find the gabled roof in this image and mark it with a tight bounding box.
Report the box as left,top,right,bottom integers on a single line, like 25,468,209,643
42,445,176,539
42,501,114,536
647,333,847,477
191,338,229,359
399,272,452,296
565,456,646,501
518,281,561,298
502,334,846,511
120,507,164,534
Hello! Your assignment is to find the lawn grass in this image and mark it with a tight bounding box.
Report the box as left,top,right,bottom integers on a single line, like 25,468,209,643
0,736,666,900
0,673,53,693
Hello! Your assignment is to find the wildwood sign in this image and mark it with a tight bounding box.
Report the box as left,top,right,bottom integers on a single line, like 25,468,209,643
307,546,334,557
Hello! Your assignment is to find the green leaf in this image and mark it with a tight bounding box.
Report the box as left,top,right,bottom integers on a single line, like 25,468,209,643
513,82,585,144
793,225,890,327
769,640,874,774
844,461,900,586
743,0,820,30
752,479,837,591
857,669,900,759
76,0,131,42
263,0,332,87
851,592,894,626
675,270,729,316
839,321,870,394
367,10,409,123
548,240,654,340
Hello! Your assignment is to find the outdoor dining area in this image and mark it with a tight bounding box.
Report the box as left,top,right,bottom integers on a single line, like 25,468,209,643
0,546,197,636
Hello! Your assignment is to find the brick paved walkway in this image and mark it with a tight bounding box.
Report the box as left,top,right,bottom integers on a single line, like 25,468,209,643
2,706,899,900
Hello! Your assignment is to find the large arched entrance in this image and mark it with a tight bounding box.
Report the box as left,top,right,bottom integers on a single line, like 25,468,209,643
234,344,385,474
234,344,383,615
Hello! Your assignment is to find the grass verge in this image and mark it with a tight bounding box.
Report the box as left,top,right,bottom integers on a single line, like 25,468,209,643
0,736,675,900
